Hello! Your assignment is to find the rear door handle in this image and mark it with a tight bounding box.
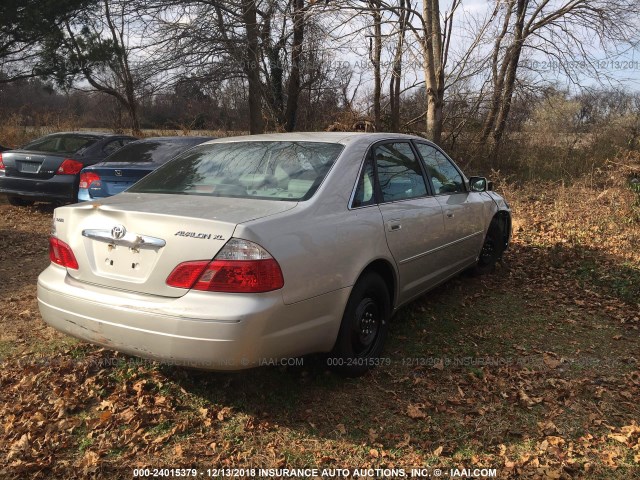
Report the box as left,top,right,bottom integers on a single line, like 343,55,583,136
446,211,454,218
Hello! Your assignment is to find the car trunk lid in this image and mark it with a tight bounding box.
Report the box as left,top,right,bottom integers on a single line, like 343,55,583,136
87,164,153,198
3,150,69,180
54,193,297,297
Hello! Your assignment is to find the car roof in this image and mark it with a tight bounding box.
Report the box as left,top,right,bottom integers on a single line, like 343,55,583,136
40,131,134,138
136,136,215,143
203,132,433,147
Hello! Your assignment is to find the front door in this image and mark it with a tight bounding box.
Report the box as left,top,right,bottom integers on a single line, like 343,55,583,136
371,142,450,303
413,142,485,270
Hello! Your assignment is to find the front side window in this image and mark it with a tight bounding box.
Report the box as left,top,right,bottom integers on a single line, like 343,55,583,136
415,143,465,195
374,142,427,202
128,141,344,201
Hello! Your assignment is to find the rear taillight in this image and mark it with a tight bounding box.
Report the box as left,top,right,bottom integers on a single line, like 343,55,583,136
79,171,101,189
49,237,79,269
56,159,84,175
166,239,284,293
165,261,210,289
0,152,4,171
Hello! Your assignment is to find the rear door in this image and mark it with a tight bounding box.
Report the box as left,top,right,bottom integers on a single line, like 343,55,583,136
370,142,449,304
413,142,485,268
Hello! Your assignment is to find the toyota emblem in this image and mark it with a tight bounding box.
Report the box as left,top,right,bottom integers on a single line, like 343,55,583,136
111,225,126,239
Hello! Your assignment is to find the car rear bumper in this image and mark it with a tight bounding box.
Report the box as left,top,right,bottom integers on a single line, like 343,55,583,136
78,183,131,201
37,264,348,369
0,175,77,202
77,188,94,202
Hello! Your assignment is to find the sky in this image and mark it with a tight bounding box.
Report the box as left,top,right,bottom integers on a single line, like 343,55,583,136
322,0,640,101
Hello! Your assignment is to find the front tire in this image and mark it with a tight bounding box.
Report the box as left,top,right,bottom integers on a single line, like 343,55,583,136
329,272,390,376
7,196,34,207
474,221,503,275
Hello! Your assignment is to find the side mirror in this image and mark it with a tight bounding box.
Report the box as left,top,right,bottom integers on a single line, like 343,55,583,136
468,176,488,192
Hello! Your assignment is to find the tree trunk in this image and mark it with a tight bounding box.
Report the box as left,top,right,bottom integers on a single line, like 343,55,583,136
422,0,444,144
268,46,285,125
242,0,265,134
480,0,514,142
390,0,407,131
369,0,382,130
126,98,140,133
284,0,305,132
122,75,140,134
491,47,522,147
425,88,443,143
490,0,527,148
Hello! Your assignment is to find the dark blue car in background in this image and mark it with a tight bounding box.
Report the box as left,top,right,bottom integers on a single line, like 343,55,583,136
78,136,214,201
0,132,136,206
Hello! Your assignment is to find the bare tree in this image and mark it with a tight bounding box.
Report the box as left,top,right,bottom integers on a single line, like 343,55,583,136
284,0,306,131
147,0,321,133
242,0,266,133
367,0,383,129
480,0,640,150
40,0,152,133
389,0,410,131
328,0,474,143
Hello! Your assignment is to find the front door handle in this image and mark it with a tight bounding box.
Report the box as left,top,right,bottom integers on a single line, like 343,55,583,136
446,211,454,218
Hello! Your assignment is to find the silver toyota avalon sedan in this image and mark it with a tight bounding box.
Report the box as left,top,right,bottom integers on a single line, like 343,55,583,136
37,133,511,375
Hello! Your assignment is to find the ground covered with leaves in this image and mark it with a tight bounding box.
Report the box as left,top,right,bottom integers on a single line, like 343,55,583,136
1,159,639,479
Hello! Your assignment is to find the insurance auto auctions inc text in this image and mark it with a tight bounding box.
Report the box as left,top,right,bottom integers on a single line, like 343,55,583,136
135,467,499,478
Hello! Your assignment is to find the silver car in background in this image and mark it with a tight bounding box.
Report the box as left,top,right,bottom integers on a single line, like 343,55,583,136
37,133,511,375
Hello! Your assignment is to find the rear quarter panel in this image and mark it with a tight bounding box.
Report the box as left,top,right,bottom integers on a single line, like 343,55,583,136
234,138,397,306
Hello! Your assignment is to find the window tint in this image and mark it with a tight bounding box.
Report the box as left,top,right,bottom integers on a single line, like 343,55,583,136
415,143,465,194
129,141,344,201
23,134,99,154
374,142,427,202
352,157,375,208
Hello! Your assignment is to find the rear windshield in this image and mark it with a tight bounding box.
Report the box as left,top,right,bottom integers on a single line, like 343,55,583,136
103,140,205,164
22,134,99,154
128,141,344,201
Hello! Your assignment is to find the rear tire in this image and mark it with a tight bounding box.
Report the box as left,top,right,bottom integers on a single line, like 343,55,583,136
7,196,34,207
329,272,390,377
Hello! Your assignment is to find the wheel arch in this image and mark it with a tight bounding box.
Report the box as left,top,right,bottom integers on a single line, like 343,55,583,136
358,258,398,311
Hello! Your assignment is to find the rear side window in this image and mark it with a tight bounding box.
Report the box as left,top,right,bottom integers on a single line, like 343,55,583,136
103,139,127,156
352,156,376,208
374,142,427,202
128,141,344,201
415,143,465,194
23,134,99,154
